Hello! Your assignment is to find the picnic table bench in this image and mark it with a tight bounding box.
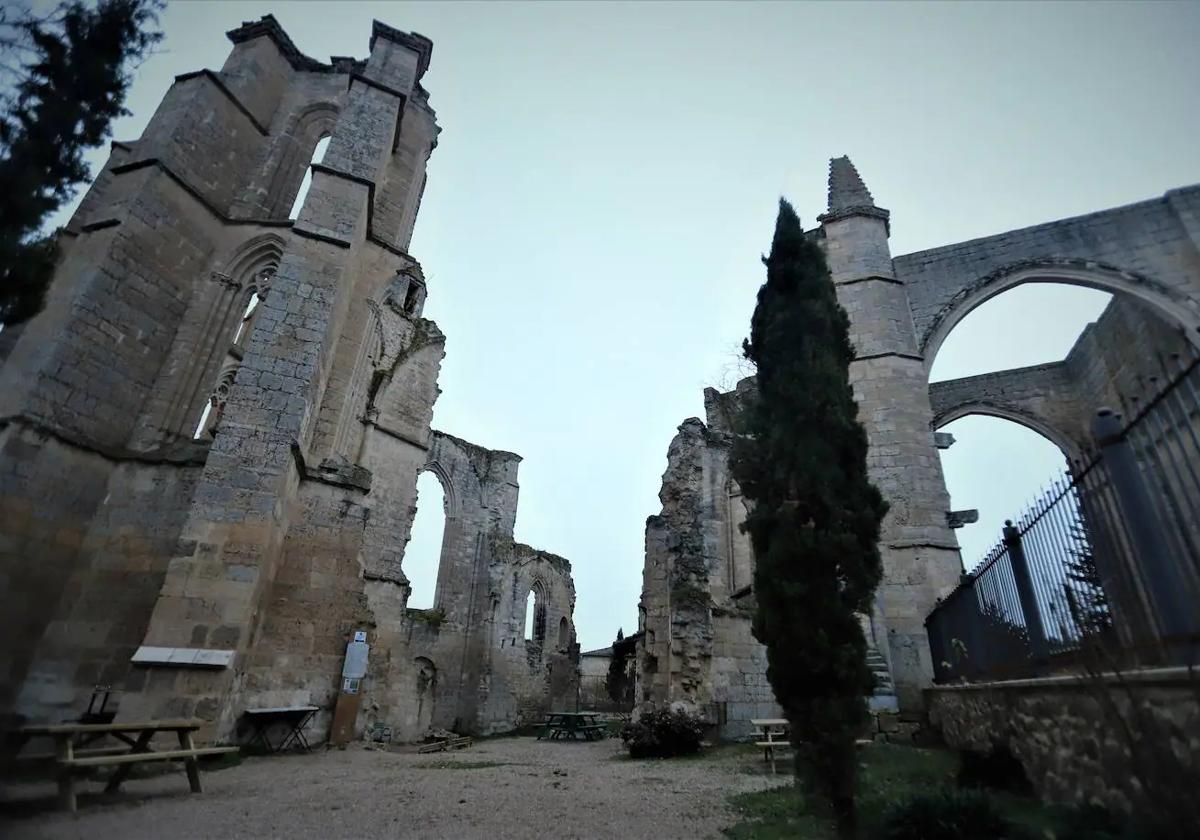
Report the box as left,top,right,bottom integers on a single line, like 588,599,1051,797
751,718,791,763
4,719,237,812
537,711,608,741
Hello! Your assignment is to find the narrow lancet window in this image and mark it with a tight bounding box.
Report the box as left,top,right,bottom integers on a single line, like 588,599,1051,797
287,135,331,220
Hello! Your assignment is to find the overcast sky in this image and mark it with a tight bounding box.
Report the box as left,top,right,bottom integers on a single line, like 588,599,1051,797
50,1,1200,650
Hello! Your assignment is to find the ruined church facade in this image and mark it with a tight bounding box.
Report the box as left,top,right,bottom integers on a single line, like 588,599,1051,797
636,158,1200,736
0,17,578,743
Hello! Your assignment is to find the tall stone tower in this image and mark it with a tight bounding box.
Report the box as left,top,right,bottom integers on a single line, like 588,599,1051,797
818,157,961,707
2,17,580,742
0,16,440,730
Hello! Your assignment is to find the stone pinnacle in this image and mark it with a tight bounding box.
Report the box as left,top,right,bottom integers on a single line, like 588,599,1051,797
826,155,876,213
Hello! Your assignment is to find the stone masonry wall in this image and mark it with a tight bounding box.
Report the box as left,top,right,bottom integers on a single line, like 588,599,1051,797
1,17,577,747
927,670,1200,815
636,416,783,738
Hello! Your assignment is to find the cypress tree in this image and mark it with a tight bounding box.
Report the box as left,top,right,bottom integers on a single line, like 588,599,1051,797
0,0,162,326
730,199,888,837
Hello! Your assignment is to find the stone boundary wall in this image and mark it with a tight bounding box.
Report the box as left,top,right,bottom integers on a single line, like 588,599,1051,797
926,668,1200,814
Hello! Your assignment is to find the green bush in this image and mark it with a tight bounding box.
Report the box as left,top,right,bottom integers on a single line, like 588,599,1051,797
1050,804,1126,840
620,708,704,758
878,790,1025,840
957,744,1032,794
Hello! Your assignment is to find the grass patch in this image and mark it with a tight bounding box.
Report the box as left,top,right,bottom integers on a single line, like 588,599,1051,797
612,742,754,763
724,743,1054,839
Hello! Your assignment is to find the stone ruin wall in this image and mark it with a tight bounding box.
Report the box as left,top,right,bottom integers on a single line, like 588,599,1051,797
635,160,1200,735
0,15,578,744
926,671,1200,816
636,403,782,740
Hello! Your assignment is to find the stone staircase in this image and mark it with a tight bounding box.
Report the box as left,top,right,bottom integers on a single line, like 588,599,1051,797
866,645,898,712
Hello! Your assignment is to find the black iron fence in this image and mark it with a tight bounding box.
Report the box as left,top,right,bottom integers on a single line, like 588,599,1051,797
928,351,1200,683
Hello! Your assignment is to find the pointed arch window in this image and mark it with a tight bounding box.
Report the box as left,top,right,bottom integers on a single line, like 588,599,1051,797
190,264,275,439
288,135,331,220
524,583,546,645
405,470,447,609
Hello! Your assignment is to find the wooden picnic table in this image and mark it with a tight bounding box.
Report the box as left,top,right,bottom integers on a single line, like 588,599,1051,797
4,719,237,812
537,711,608,741
751,718,790,762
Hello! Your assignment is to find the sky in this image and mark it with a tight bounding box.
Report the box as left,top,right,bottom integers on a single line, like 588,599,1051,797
46,1,1200,650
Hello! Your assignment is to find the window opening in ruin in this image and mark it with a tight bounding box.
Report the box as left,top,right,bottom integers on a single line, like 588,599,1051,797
524,590,536,640
524,585,547,645
405,471,446,609
192,400,214,439
557,616,569,649
232,293,261,346
287,135,331,220
402,281,421,314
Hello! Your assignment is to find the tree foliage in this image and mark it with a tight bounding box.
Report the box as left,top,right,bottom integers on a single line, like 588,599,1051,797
605,628,636,707
729,200,888,837
0,0,161,327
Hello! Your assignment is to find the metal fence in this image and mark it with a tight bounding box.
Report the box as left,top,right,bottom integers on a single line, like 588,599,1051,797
928,351,1200,683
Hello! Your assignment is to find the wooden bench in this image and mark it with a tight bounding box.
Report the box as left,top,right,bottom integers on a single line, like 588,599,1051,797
7,719,237,812
63,746,237,768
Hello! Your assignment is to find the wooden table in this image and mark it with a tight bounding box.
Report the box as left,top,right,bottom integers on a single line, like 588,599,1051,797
5,719,237,812
750,718,791,763
538,711,607,741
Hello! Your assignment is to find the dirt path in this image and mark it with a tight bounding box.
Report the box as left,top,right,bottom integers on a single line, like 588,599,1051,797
2,738,785,839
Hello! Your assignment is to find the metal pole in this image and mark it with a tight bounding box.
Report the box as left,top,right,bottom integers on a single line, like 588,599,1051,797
1004,520,1048,661
1092,409,1193,640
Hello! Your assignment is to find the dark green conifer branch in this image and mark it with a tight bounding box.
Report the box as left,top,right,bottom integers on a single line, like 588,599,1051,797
730,198,888,838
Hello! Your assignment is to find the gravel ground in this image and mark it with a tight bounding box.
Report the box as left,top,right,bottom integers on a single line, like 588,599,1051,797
1,737,787,840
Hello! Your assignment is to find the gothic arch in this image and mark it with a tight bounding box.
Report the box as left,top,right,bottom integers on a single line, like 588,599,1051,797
222,232,284,284
524,578,547,646
186,235,284,438
932,403,1081,462
418,460,458,518
919,259,1200,371
265,101,341,218
134,233,285,444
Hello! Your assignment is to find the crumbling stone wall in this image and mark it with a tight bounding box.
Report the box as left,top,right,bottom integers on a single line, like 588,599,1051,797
636,412,784,739
926,670,1200,815
0,16,576,744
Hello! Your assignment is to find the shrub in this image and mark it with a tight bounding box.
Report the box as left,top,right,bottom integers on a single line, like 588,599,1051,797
878,790,1025,840
957,744,1032,794
620,708,704,759
1050,804,1126,840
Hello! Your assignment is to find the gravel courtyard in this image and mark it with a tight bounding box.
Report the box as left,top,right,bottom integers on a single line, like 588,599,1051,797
1,737,786,840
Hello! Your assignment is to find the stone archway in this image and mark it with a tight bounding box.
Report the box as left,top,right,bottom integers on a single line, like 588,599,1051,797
917,260,1200,373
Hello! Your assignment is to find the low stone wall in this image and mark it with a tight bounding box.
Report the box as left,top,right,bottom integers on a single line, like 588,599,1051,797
925,668,1200,814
